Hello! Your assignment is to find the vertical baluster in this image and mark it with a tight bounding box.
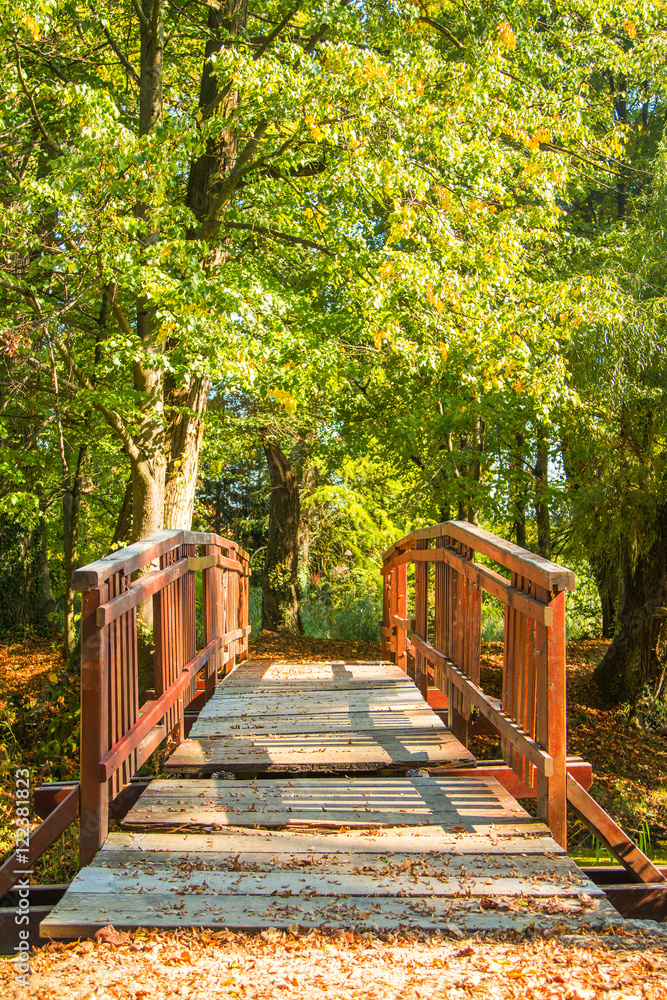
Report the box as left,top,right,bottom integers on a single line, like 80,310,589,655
107,572,118,800
395,562,408,673
546,587,567,848
223,560,234,675
129,599,139,779
79,582,109,867
534,583,550,827
388,567,398,665
203,543,219,701
525,610,537,791
414,538,429,700
382,566,391,660
244,556,251,660
502,574,517,773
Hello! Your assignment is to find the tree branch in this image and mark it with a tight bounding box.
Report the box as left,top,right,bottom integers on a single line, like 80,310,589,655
200,120,270,235
130,0,151,32
53,337,140,461
100,23,140,83
222,220,333,254
418,16,466,50
0,275,139,460
106,282,134,338
254,2,303,60
12,38,64,155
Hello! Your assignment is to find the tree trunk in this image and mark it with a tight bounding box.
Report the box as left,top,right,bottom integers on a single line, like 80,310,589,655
262,440,302,634
39,517,55,625
63,443,86,658
162,0,248,531
298,462,316,595
131,0,166,548
534,426,551,559
594,516,667,703
112,478,133,546
164,374,210,529
510,432,527,548
589,552,623,639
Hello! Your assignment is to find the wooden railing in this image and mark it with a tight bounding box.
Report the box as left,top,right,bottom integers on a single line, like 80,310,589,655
72,529,251,865
381,520,575,848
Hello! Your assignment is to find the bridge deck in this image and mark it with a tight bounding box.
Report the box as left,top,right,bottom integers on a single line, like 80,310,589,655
42,660,623,937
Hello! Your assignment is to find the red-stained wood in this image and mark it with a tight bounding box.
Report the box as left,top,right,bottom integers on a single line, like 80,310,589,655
79,584,108,867
395,563,408,674
547,590,568,849
414,538,429,700
72,529,252,872
0,786,79,899
435,758,593,800
72,530,184,590
412,634,553,776
567,775,666,884
388,521,575,591
97,638,222,781
381,571,390,660
383,520,575,851
96,559,189,627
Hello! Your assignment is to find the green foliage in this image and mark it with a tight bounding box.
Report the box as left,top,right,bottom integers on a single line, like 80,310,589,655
301,569,382,643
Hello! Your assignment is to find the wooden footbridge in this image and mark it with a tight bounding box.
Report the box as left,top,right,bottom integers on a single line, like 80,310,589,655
2,522,665,943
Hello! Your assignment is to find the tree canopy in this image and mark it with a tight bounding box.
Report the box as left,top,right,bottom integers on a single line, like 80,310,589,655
2,0,667,700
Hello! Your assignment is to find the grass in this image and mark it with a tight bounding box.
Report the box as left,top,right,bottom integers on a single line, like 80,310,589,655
2,634,667,884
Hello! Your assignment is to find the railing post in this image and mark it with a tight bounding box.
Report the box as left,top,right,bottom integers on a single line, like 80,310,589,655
79,584,108,867
414,538,429,700
546,588,567,848
396,563,407,673
203,543,220,701
381,568,391,660
243,559,250,660
223,558,234,676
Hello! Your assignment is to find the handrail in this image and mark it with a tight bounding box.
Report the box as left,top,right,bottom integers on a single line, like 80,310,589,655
381,519,575,848
74,530,251,865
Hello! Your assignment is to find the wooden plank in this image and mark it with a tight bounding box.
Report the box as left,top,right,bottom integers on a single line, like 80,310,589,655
226,659,406,673
567,774,667,884
41,889,616,938
122,775,531,830
197,692,428,718
413,634,553,776
165,729,476,773
97,827,567,856
193,709,446,736
93,846,588,881
214,677,415,693
63,865,604,900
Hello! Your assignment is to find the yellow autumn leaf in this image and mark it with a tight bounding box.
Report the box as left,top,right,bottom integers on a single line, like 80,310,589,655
498,22,516,50
22,13,41,39
48,672,58,684
270,388,297,413
625,20,637,38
